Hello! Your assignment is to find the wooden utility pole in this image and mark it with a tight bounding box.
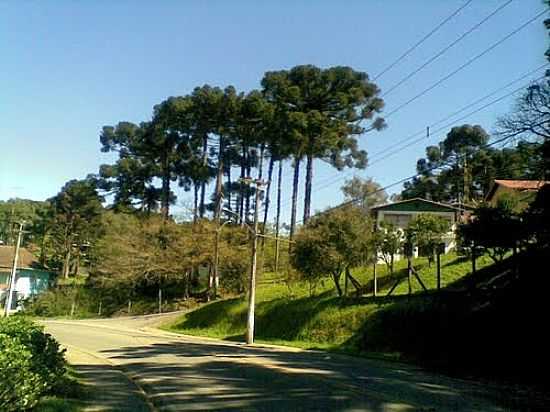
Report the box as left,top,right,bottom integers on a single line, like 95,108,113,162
245,178,265,345
471,242,477,276
407,256,412,295
436,242,445,291
373,260,378,297
4,222,23,316
436,252,442,291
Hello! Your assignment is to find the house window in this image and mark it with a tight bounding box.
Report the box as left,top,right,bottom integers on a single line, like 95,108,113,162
383,214,411,228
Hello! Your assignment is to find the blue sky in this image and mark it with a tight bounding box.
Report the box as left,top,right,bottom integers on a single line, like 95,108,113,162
1,1,547,223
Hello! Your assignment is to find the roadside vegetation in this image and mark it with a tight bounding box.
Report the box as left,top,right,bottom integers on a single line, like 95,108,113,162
0,317,82,411
163,252,492,348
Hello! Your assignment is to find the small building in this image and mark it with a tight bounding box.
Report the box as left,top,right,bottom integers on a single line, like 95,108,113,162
371,198,463,258
0,246,54,312
485,179,549,209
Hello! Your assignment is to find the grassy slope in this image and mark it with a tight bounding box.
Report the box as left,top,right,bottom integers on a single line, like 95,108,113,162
163,253,493,352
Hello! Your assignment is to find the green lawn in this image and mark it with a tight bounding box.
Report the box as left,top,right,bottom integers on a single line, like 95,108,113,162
162,252,494,354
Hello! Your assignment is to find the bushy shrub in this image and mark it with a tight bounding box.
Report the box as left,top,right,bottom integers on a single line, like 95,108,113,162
0,333,43,411
0,317,66,394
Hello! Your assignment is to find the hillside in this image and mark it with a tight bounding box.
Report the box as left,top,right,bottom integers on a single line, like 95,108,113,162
163,250,549,387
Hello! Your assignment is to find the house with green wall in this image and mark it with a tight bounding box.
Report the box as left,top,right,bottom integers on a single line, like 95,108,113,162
0,245,54,312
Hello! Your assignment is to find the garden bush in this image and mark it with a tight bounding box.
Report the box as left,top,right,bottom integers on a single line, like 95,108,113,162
0,317,66,400
0,333,43,411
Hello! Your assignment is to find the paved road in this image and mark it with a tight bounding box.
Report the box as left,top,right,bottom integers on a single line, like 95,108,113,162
43,316,531,411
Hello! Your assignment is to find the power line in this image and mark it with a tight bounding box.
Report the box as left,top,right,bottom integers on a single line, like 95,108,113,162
369,73,548,166
384,7,549,120
381,0,513,97
373,0,473,80
373,63,548,159
282,71,545,210
297,133,517,225
264,64,547,212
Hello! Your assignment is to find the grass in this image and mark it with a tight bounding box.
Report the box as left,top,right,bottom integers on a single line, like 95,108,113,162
162,252,493,353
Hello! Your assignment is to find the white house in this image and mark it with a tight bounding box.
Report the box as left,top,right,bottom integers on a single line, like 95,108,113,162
371,198,464,259
0,246,54,312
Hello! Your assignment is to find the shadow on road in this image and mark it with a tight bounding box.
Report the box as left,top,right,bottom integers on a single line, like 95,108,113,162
72,364,150,411
99,339,515,412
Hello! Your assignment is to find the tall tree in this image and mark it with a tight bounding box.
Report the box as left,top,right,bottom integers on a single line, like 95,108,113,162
262,65,386,226
190,85,224,218
497,80,550,179
49,180,103,278
98,122,160,212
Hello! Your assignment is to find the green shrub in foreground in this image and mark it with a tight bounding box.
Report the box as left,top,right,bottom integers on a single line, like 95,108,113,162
0,317,66,402
0,333,43,411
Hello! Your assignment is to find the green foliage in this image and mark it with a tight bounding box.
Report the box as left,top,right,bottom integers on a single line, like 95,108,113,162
0,317,67,411
0,198,49,247
164,253,493,350
406,213,450,259
44,179,104,278
373,222,402,274
262,65,386,220
402,124,543,203
291,206,373,295
0,317,66,390
459,202,525,262
340,176,388,210
0,333,43,411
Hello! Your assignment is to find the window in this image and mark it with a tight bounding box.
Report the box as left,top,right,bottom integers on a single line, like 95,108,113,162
383,213,411,228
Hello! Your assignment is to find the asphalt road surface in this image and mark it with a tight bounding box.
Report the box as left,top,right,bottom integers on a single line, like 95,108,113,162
43,316,536,411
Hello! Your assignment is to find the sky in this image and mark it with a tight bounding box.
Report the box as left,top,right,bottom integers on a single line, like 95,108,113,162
1,0,548,224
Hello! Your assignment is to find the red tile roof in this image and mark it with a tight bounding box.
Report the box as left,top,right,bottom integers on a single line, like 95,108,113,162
493,180,549,190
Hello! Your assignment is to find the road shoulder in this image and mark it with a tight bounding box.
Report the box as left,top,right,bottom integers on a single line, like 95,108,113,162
62,344,154,412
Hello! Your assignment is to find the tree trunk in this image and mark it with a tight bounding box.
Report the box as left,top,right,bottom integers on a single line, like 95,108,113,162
193,183,199,223
214,136,224,221
62,227,72,279
262,157,275,236
289,157,301,244
332,272,343,297
71,248,81,276
239,145,246,224
62,247,71,279
344,267,349,297
275,160,283,272
184,270,190,299
160,171,170,219
303,153,313,223
199,134,208,218
245,150,251,223
227,163,232,211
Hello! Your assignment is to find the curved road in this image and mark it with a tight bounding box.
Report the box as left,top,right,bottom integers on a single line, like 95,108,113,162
43,316,531,411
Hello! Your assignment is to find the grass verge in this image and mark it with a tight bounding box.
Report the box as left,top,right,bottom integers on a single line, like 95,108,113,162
162,253,491,351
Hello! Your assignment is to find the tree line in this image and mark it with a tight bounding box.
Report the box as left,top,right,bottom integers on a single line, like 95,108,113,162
95,65,386,242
